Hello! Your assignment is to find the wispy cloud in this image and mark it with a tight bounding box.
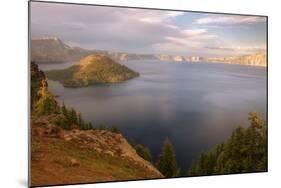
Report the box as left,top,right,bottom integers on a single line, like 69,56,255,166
165,29,217,45
138,11,184,24
195,15,266,25
152,29,219,55
205,46,266,52
203,45,266,57
154,26,265,56
31,1,267,57
182,29,207,36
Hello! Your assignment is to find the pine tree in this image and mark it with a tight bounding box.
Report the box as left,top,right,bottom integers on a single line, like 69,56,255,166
98,123,107,130
34,90,58,116
134,144,152,162
55,115,70,130
157,138,180,177
84,123,90,130
61,102,68,117
110,126,119,133
78,113,83,128
89,122,93,130
69,108,78,125
188,113,267,176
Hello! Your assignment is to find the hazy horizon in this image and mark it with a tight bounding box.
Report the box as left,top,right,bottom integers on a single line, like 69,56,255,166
31,1,267,57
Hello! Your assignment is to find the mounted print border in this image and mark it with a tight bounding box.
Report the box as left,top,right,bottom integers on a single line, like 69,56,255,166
28,0,268,187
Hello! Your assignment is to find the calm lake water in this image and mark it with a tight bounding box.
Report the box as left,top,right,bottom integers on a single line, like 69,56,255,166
39,60,267,171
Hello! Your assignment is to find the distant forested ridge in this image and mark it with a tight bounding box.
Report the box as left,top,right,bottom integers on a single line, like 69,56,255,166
45,54,139,87
188,112,267,176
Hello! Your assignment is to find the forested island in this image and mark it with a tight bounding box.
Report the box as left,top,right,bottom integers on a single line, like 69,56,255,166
45,54,139,87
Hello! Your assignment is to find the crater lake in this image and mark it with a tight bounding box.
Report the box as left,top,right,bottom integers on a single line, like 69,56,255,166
39,60,267,171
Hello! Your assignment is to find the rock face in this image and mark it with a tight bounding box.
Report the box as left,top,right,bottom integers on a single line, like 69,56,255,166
127,54,158,60
31,37,93,63
31,62,46,107
31,116,163,186
207,52,267,67
62,129,162,176
155,54,202,62
46,54,139,87
31,115,162,178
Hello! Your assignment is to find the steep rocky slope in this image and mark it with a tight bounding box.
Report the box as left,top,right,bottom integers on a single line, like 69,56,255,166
31,116,163,186
30,63,162,186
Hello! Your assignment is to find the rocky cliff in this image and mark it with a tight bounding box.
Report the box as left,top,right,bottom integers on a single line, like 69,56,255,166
31,38,202,63
31,37,93,63
30,63,162,186
156,54,202,62
207,52,267,67
31,37,267,67
31,62,46,108
31,37,130,63
31,116,163,186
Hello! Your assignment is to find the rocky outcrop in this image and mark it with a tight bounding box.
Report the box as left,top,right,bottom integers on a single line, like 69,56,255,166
31,114,162,177
31,116,163,186
62,129,163,176
156,54,201,62
31,62,47,108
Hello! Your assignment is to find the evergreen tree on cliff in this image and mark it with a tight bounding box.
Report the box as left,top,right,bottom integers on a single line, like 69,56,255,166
33,79,58,115
31,62,91,131
134,144,152,162
157,138,180,177
188,112,267,176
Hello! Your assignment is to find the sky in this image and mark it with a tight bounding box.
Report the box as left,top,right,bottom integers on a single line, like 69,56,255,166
30,1,267,57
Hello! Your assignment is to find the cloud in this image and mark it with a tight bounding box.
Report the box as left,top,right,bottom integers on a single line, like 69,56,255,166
195,15,266,25
31,2,185,53
138,11,184,24
204,45,266,56
164,29,216,47
182,29,207,36
152,29,218,55
30,2,266,57
153,27,265,57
